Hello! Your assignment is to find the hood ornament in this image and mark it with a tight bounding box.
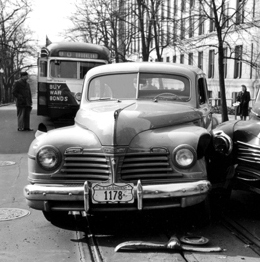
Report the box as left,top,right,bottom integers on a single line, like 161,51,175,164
114,109,122,120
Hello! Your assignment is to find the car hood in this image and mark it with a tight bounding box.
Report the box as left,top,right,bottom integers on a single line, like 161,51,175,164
251,101,260,119
75,101,201,145
234,119,260,144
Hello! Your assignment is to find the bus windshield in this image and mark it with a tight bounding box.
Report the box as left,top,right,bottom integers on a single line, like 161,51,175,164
50,60,105,79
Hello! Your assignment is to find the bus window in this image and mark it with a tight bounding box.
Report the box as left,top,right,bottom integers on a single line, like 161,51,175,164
39,61,47,77
50,60,77,78
80,62,105,79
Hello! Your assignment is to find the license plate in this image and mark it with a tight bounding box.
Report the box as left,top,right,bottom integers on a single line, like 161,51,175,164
91,183,134,204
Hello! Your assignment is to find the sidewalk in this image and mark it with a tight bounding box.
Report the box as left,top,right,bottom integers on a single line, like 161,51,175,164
0,98,37,109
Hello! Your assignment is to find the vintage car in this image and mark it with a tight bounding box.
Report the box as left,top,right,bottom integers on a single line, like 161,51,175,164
24,62,219,222
209,90,260,199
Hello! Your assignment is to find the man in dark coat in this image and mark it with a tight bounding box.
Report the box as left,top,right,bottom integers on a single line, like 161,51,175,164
236,85,251,120
12,72,33,131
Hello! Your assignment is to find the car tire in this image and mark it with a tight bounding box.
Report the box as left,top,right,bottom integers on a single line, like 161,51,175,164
183,197,211,227
195,197,211,226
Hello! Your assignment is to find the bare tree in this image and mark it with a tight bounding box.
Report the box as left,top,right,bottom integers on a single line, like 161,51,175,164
129,0,173,62
181,0,260,122
0,0,36,103
67,0,133,62
67,0,173,62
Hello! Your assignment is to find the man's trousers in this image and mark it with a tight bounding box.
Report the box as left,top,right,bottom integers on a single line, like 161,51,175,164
17,106,32,130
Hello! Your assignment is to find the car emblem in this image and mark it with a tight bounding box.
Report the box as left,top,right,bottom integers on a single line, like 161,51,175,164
103,147,126,154
65,147,83,154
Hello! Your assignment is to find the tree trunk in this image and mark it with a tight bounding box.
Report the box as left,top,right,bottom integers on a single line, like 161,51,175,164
218,44,229,122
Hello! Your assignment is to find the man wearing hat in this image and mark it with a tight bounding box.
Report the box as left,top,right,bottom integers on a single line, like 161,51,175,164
12,72,33,131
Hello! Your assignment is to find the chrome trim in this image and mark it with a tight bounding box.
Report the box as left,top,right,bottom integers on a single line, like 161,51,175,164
236,141,260,163
250,110,259,117
24,180,211,212
213,130,233,155
137,180,143,210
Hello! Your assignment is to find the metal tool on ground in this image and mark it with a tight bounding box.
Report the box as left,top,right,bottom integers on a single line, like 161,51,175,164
115,235,224,253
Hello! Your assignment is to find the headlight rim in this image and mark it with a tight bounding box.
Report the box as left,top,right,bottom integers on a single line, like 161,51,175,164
36,145,62,171
213,130,233,155
172,144,197,169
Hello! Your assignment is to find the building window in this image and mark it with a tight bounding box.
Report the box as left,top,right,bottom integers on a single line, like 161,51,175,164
198,51,203,70
190,0,194,9
250,43,253,79
199,16,204,35
223,48,227,78
236,0,244,24
253,0,256,17
188,53,193,65
173,55,176,63
167,0,171,19
189,16,194,38
180,18,185,39
209,16,215,32
181,0,186,12
180,54,184,64
223,2,229,28
208,50,215,78
234,45,243,78
166,56,170,62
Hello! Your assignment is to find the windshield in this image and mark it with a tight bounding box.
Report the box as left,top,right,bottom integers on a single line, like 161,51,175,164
87,73,190,101
50,60,105,79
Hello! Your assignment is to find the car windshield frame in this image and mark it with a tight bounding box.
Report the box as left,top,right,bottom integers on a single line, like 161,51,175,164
87,73,191,102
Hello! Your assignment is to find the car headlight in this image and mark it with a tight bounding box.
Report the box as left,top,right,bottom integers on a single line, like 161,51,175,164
213,131,232,155
36,146,61,171
173,145,197,169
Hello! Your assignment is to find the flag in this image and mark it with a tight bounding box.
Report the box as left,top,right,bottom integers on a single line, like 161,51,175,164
46,35,52,47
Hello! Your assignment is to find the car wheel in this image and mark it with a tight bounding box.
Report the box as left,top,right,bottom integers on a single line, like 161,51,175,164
195,197,211,226
42,211,70,223
183,197,211,227
210,186,232,210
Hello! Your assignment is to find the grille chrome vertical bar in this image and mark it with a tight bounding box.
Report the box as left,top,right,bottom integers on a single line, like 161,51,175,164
84,181,90,212
137,180,143,210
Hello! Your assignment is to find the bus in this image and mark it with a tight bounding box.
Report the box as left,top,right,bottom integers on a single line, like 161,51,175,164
37,42,110,119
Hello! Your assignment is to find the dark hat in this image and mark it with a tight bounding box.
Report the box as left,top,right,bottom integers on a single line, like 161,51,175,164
20,72,28,77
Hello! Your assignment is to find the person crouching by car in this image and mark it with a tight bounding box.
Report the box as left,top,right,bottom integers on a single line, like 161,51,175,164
12,72,33,131
236,85,251,121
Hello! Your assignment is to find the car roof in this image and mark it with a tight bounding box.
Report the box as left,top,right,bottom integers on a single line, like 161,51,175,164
86,62,204,79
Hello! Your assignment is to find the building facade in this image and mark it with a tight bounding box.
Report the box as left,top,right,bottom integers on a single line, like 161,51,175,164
126,0,260,105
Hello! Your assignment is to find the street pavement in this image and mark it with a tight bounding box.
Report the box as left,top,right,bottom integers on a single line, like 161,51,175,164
1,102,259,262
0,102,81,262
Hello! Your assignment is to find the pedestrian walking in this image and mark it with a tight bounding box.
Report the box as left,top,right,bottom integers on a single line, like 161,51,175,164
236,85,251,120
12,72,33,131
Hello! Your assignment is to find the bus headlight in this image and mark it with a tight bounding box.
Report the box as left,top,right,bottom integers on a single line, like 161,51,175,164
36,146,61,171
172,145,197,169
75,92,82,102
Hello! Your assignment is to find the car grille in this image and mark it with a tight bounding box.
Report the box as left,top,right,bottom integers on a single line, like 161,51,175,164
60,152,111,181
236,141,260,164
58,148,177,182
119,151,176,181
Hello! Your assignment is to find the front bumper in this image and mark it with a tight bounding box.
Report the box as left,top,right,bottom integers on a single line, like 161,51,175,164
24,180,211,212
